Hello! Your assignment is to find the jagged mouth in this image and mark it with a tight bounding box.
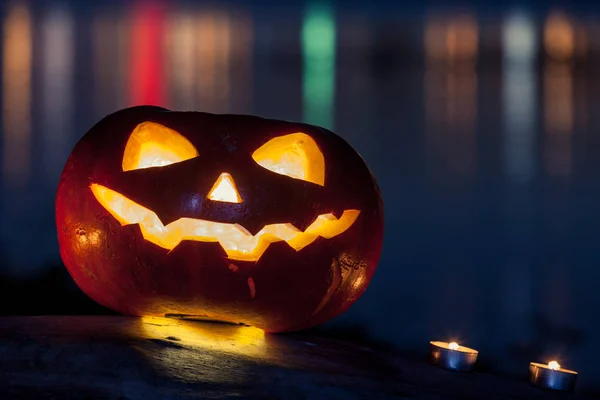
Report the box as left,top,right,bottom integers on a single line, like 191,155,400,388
90,184,360,262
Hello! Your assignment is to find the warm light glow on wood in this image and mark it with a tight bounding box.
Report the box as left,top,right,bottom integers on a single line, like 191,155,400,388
90,184,359,261
207,172,242,203
2,2,32,185
140,316,266,358
252,133,325,186
122,122,199,171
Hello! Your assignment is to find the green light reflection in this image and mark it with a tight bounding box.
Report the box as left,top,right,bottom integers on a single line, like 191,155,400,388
301,2,336,130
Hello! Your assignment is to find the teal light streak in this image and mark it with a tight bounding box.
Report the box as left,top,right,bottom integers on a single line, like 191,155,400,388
301,2,336,130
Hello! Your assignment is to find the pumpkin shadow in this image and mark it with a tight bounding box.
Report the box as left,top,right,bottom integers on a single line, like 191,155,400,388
301,322,397,352
0,260,116,316
280,322,409,395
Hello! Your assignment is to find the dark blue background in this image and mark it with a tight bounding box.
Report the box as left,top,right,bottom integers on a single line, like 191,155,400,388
1,0,599,392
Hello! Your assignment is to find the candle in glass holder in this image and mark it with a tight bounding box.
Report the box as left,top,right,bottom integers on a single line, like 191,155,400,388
429,341,478,371
529,360,577,392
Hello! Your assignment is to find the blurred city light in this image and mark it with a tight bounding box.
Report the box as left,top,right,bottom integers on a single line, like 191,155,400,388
2,2,32,186
502,11,536,65
424,14,478,179
165,9,240,113
195,11,232,113
425,13,478,67
544,12,574,62
166,12,196,109
130,2,165,106
502,11,536,183
544,63,573,178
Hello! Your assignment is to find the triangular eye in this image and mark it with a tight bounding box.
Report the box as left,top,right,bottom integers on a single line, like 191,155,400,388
122,122,199,171
251,133,325,186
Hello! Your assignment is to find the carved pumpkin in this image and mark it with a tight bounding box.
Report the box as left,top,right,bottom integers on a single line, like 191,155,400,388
56,106,383,333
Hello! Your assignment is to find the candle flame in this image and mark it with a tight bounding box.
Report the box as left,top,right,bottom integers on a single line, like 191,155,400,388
548,361,561,370
449,342,459,350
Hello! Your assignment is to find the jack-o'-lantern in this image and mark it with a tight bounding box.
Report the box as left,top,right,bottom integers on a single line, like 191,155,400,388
56,106,383,333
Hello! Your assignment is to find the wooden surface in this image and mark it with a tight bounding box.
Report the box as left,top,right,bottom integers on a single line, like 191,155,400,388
0,316,594,399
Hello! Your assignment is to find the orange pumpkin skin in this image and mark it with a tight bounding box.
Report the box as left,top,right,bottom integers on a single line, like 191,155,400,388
55,106,383,333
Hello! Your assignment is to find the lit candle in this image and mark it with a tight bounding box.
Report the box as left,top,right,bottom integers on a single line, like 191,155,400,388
529,360,578,392
429,341,478,371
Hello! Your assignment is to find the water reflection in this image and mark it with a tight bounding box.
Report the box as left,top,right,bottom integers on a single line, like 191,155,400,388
165,12,196,109
335,13,371,150
543,63,573,178
544,12,575,63
92,12,129,115
429,258,478,342
195,10,234,113
227,10,253,114
424,14,478,66
502,11,537,183
542,12,576,179
424,14,478,180
503,260,534,340
542,263,573,327
253,14,302,121
164,8,252,113
302,1,336,130
41,5,74,183
2,2,32,186
130,2,165,106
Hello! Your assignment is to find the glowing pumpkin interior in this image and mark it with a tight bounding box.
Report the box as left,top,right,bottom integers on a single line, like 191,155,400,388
91,122,360,262
251,132,325,186
207,172,242,204
122,122,199,171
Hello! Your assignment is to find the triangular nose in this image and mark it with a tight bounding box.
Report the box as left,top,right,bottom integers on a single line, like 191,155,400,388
207,172,242,203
